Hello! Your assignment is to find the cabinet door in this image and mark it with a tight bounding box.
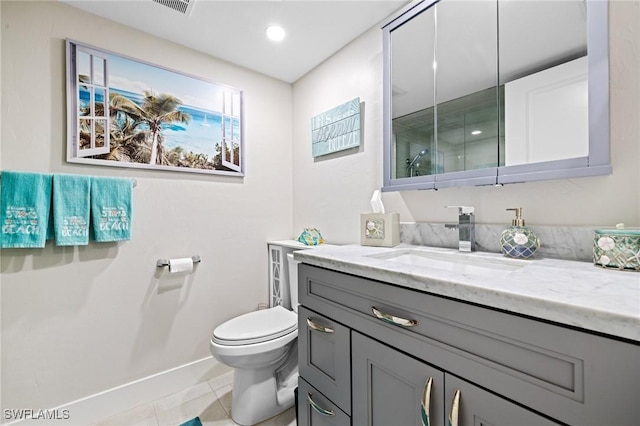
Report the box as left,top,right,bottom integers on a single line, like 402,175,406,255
298,377,351,426
352,332,445,426
444,374,560,426
299,306,351,413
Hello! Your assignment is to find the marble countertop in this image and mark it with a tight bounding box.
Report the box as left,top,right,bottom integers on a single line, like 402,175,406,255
293,244,640,342
268,240,311,249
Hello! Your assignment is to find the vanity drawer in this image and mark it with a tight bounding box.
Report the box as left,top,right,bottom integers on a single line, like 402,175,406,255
299,263,640,426
298,305,351,414
297,377,350,426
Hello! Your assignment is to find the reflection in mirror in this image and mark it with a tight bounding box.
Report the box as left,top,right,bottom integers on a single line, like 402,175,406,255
390,0,500,179
436,0,498,173
391,5,436,178
384,0,602,190
499,0,588,166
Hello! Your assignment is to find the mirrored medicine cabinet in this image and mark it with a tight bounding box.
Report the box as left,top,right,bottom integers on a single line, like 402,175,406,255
382,0,612,191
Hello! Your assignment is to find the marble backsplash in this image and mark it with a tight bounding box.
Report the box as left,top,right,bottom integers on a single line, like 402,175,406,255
400,223,598,262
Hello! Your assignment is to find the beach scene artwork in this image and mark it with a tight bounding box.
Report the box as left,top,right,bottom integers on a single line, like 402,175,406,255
68,41,243,175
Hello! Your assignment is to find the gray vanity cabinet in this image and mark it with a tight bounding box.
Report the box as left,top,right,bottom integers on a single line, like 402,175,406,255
298,305,351,414
297,263,640,426
298,377,351,426
352,332,446,426
442,375,559,426
352,332,558,426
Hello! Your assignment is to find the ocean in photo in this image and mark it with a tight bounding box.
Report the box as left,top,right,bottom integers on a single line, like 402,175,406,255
80,86,233,158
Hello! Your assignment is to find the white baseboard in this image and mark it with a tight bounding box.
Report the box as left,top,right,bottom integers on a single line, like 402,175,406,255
3,356,228,425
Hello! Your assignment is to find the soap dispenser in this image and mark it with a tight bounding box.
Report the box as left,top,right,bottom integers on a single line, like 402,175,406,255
500,208,540,259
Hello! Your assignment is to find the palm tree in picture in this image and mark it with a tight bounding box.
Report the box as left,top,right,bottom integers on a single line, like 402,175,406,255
109,90,191,165
166,146,185,166
106,109,150,163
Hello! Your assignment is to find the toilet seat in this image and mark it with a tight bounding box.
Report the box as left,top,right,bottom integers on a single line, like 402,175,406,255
212,305,297,346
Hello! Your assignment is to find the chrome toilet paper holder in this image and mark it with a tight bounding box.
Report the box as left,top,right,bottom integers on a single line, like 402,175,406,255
156,255,201,268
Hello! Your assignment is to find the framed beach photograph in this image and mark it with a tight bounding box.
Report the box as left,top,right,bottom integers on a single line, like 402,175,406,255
65,39,244,176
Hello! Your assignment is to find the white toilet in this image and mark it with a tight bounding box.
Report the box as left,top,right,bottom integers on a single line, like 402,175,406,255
210,252,302,425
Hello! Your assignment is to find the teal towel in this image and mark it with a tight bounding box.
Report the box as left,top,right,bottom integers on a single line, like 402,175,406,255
179,417,202,426
90,177,133,242
46,200,54,241
53,174,91,246
0,171,53,248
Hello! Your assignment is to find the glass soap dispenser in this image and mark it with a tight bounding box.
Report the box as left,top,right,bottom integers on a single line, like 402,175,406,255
500,208,540,259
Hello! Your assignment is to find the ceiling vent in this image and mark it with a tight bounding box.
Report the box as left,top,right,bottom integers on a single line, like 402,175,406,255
152,0,194,16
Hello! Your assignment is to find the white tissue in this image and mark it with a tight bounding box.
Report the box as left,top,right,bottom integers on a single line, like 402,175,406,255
370,190,385,214
168,258,194,274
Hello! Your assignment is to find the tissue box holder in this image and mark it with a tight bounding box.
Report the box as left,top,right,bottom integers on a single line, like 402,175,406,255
361,213,399,247
593,229,640,271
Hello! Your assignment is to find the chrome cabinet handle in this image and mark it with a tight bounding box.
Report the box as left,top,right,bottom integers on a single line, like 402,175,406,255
371,306,418,327
307,393,335,416
306,317,334,333
448,389,461,426
421,377,433,426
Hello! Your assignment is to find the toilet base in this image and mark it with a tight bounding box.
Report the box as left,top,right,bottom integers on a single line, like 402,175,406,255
231,364,297,425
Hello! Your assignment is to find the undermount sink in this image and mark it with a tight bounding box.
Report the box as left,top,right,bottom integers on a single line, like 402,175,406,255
367,248,528,278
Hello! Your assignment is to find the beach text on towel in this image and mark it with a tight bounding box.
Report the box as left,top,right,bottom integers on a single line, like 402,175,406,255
2,206,41,235
100,206,129,231
61,216,89,237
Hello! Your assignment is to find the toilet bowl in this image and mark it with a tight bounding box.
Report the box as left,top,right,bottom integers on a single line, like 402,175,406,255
210,251,303,426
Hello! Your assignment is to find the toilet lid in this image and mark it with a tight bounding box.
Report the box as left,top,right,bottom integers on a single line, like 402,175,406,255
213,305,297,346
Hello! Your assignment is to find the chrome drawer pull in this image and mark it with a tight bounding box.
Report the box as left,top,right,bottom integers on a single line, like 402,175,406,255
307,392,335,416
448,389,461,426
421,376,433,426
371,306,418,327
307,317,335,333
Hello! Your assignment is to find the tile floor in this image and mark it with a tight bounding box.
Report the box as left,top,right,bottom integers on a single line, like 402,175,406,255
91,371,296,426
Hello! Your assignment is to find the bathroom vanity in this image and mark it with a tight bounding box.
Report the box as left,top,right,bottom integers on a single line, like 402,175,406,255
295,244,640,425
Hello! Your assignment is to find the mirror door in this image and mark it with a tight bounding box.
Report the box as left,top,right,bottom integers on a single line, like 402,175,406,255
383,0,610,192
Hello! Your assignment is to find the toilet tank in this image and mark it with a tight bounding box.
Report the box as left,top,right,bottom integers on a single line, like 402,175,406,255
286,253,301,313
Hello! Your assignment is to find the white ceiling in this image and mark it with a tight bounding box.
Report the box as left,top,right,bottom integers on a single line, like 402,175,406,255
60,0,410,83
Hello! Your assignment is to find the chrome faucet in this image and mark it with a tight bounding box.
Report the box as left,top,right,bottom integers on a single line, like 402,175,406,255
445,205,475,252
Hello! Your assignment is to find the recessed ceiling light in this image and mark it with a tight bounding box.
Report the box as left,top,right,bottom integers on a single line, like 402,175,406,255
471,130,482,135
266,25,286,42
